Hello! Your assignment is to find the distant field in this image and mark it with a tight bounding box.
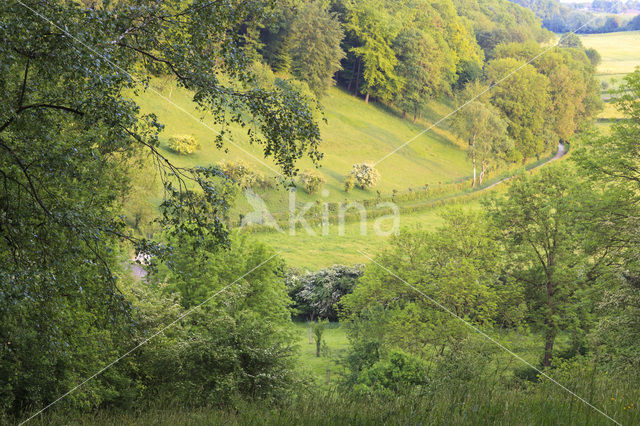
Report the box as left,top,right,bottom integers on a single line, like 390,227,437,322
580,31,640,77
580,31,640,124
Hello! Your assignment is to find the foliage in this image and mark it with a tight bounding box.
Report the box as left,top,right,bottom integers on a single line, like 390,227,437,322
343,174,356,192
0,0,321,418
452,81,512,186
289,1,345,97
585,47,602,67
142,234,297,404
298,170,326,194
344,0,402,103
559,32,583,48
340,209,512,358
485,165,613,366
454,0,550,55
485,58,551,161
511,0,640,34
353,349,428,395
166,134,200,155
218,160,273,190
286,264,363,321
574,70,640,375
348,163,381,190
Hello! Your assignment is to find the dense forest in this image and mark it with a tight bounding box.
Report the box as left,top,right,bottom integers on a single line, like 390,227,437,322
1,0,640,424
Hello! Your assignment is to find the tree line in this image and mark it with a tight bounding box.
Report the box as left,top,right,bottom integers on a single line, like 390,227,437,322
249,0,600,172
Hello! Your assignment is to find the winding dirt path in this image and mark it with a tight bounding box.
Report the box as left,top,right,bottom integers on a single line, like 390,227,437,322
479,143,566,192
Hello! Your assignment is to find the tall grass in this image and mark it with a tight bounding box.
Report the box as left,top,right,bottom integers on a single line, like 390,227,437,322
31,369,638,426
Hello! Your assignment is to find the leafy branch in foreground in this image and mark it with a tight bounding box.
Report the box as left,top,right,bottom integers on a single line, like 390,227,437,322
0,0,321,415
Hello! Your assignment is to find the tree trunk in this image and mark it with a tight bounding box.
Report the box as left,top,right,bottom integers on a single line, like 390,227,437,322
316,339,321,357
354,58,361,96
402,110,406,119
308,322,313,344
471,135,477,188
543,279,555,367
543,328,556,367
347,58,357,93
365,92,370,104
479,160,486,185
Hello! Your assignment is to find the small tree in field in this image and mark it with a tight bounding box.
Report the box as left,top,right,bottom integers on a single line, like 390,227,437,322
312,319,328,357
349,163,381,190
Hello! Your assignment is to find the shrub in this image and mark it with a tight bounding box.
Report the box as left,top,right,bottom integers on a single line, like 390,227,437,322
142,235,297,405
355,349,429,394
218,160,274,189
299,170,325,194
348,163,380,190
167,134,200,155
344,174,355,192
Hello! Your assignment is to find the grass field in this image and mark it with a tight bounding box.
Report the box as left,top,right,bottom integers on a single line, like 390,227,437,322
580,31,640,78
294,322,349,385
580,31,640,125
253,199,486,269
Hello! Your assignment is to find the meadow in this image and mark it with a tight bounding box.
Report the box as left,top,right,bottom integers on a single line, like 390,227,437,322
580,30,640,85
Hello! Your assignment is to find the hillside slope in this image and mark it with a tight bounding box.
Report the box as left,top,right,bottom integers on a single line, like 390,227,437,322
135,81,471,206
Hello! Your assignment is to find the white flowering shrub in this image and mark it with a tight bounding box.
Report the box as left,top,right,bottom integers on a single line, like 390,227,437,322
349,163,380,190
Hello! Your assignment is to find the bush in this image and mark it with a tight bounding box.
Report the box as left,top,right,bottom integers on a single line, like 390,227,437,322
354,349,429,394
218,160,273,189
167,134,200,155
348,163,381,190
299,170,325,194
344,174,355,192
142,234,297,405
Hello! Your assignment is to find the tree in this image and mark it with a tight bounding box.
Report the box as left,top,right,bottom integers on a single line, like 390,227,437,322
345,0,402,103
558,32,583,48
348,163,381,189
286,264,363,321
452,82,512,186
486,166,608,367
312,319,328,357
584,48,601,67
486,58,551,161
138,234,297,406
289,1,346,97
341,208,506,356
392,28,443,120
0,0,320,415
573,71,640,371
574,70,640,193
